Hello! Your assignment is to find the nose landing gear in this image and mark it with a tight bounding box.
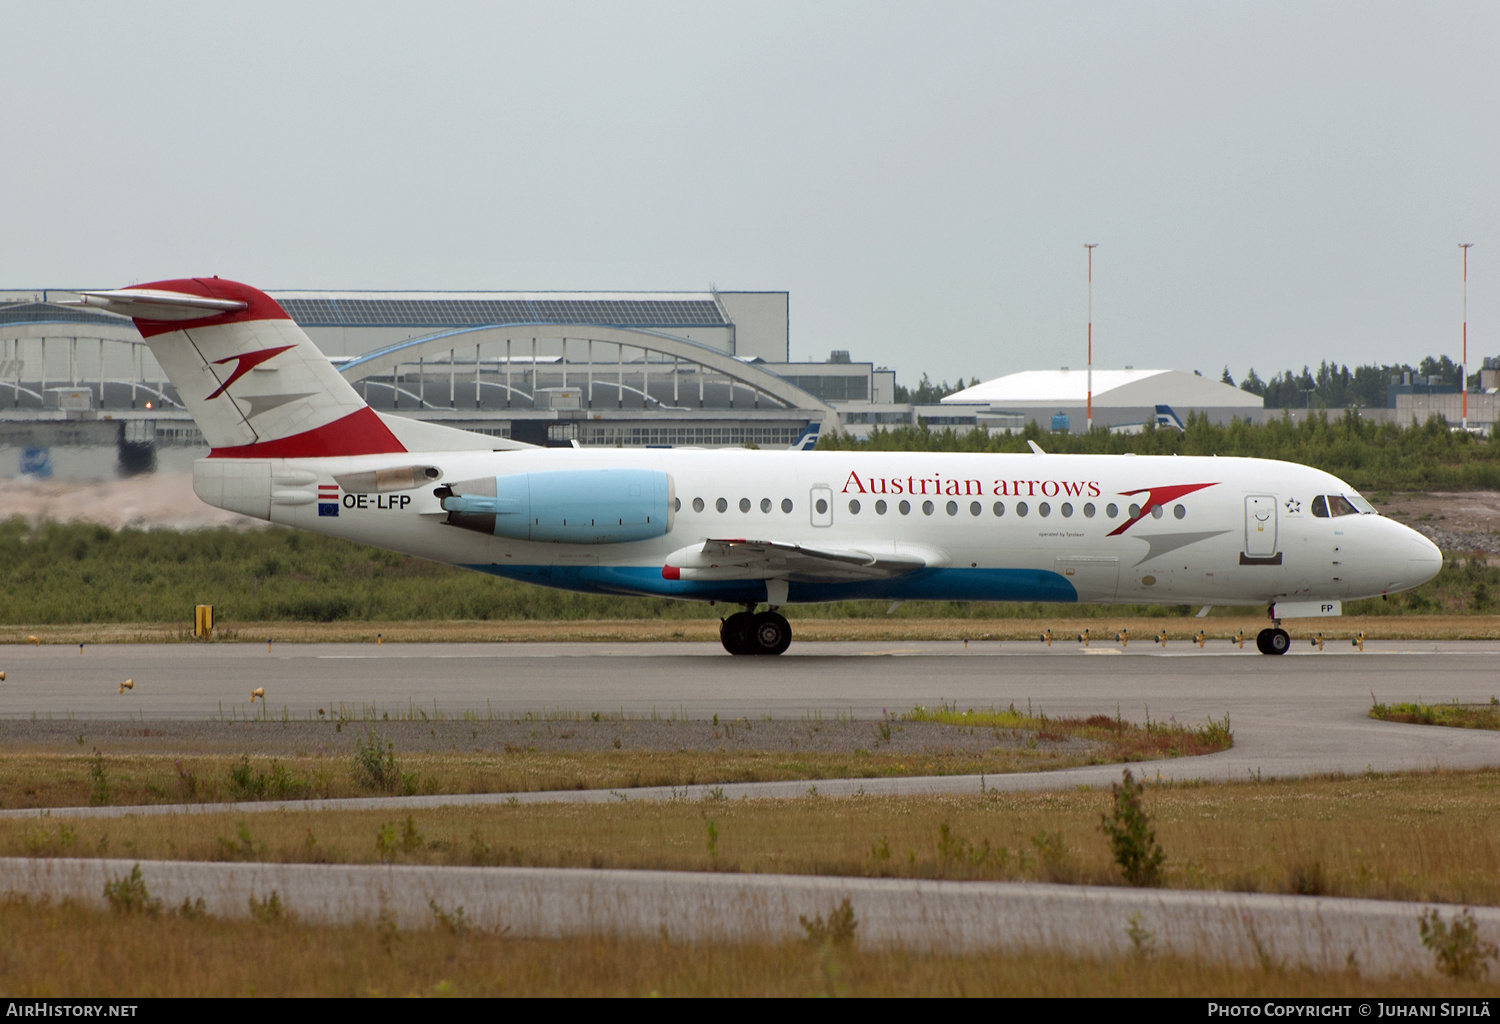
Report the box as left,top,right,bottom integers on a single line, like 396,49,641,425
1255,609,1291,656
720,607,792,656
1255,628,1290,655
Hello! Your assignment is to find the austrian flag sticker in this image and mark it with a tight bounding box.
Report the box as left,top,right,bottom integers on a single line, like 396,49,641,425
318,484,340,517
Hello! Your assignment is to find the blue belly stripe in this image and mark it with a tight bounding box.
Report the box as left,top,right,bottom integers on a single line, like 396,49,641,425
462,564,1079,604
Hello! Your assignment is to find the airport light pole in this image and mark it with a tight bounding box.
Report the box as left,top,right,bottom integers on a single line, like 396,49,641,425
1460,243,1474,431
1085,243,1098,431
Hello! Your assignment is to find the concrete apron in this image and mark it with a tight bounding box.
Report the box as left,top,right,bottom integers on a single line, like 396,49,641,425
3,856,1491,976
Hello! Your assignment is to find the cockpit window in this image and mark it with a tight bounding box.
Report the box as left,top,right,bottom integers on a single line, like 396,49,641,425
1313,493,1375,518
1328,495,1358,517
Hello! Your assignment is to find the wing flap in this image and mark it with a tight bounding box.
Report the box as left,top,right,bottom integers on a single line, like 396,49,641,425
662,538,936,583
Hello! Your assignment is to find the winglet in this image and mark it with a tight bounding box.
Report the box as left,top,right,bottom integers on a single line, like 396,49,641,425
1027,440,1046,455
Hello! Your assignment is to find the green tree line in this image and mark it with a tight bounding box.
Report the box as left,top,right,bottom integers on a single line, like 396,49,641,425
819,409,1500,492
1224,354,1472,409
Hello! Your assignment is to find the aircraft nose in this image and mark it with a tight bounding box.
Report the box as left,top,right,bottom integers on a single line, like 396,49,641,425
1404,531,1443,588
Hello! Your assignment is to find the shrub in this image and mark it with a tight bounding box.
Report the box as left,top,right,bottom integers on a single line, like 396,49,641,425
1419,908,1498,980
353,732,400,792
800,898,858,947
87,753,110,807
103,865,160,916
1100,768,1165,886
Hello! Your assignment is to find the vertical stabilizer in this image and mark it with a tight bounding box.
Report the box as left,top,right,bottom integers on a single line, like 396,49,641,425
76,278,406,458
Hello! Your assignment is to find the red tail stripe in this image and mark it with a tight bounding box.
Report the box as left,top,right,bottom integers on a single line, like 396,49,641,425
129,278,292,339
208,407,406,459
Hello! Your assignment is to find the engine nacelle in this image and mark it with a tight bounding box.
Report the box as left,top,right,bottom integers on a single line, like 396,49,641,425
437,469,674,544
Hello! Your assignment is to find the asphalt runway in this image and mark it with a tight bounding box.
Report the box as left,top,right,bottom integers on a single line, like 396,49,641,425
1,639,1498,786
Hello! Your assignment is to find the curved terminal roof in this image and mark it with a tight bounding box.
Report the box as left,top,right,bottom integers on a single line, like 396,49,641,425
944,368,1262,408
269,291,728,329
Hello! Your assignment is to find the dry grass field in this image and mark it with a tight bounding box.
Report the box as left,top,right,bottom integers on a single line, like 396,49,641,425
1371,701,1500,731
4,894,1494,998
0,711,1230,810
6,769,1498,907
5,613,1500,645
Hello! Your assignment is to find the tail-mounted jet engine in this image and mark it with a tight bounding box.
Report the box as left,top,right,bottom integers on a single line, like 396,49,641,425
435,469,675,543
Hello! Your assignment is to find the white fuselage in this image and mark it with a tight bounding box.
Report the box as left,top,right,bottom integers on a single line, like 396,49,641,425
198,448,1443,609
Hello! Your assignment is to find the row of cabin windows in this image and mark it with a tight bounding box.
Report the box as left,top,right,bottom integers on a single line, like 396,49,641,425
674,496,1190,521
847,499,1187,520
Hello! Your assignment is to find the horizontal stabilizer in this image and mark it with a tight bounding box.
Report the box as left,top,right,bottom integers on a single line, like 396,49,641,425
70,288,249,321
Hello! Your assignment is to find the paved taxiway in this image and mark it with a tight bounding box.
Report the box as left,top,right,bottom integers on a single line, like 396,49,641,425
1,640,1497,791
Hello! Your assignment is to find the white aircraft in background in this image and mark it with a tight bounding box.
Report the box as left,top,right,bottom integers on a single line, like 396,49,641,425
74,279,1443,657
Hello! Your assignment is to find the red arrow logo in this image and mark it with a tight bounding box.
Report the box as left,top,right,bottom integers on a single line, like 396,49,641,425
1107,482,1218,536
206,345,295,400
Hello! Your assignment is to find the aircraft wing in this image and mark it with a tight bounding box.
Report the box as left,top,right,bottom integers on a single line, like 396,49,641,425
662,537,934,582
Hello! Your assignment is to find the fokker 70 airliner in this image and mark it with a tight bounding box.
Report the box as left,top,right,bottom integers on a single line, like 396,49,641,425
73,279,1443,656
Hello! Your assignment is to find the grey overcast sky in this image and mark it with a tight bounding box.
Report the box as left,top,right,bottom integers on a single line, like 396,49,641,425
2,1,1496,387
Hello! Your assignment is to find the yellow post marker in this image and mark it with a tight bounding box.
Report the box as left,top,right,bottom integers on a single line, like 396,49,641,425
1039,628,1053,646
267,638,273,654
1232,629,1246,649
1352,631,1365,652
194,605,214,638
118,679,133,695
1078,628,1090,646
1194,629,1207,648
1155,629,1167,647
1116,628,1129,647
1311,632,1325,651
376,633,383,645
79,643,84,655
250,686,265,704
27,636,39,646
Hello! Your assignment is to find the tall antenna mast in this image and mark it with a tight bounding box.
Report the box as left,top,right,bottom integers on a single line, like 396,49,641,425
1085,243,1098,432
1460,243,1474,432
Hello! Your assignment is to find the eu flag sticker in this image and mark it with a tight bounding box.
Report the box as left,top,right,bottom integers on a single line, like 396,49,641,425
318,483,340,516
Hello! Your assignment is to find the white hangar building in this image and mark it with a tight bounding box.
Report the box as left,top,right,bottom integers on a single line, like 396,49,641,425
939,368,1264,433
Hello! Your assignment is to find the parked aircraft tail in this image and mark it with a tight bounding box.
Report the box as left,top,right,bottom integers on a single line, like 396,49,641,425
1154,405,1186,432
790,421,821,451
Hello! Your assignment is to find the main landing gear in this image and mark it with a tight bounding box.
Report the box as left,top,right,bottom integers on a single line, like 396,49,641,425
1255,624,1291,655
720,608,792,656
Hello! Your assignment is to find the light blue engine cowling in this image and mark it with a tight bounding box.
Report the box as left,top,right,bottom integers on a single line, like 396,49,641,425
437,469,675,543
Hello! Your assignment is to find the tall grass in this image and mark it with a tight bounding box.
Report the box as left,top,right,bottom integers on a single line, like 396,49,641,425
6,769,1500,906
0,516,1482,625
2,896,1490,996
